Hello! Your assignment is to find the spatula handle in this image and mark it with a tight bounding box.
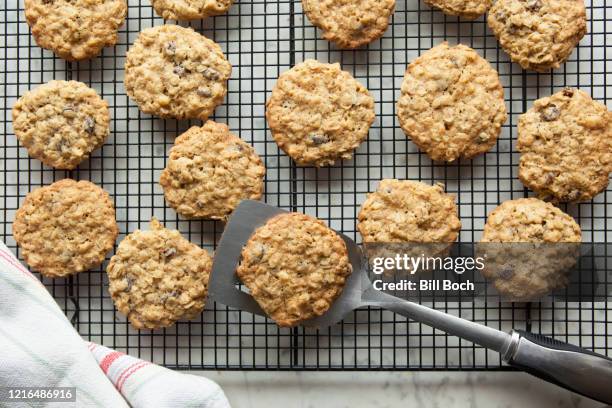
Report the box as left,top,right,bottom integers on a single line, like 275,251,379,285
504,330,612,404
375,293,612,402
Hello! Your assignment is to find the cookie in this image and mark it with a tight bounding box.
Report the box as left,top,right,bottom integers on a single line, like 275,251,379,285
151,0,233,20
397,43,507,162
124,24,232,121
266,60,375,167
107,218,212,330
357,179,461,243
424,0,492,19
159,121,266,220
487,0,586,72
479,198,581,300
24,0,126,61
481,198,581,243
13,179,118,278
301,0,395,48
518,88,612,202
236,213,352,327
12,80,110,170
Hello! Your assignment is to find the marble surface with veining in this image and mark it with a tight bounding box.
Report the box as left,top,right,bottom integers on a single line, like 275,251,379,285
192,371,606,408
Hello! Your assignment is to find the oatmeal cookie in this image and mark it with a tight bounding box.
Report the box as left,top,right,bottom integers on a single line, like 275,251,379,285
424,0,492,20
13,179,118,278
159,121,266,220
236,213,352,327
24,0,126,61
12,80,110,170
481,198,581,243
357,179,461,243
151,0,233,20
301,0,395,48
479,198,581,301
124,24,232,121
396,43,507,162
266,59,375,167
107,218,213,330
487,0,586,72
518,88,612,202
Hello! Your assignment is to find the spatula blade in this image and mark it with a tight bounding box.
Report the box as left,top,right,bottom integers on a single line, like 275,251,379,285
208,200,287,316
208,200,367,327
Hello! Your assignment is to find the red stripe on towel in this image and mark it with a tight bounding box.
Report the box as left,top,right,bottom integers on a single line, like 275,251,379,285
100,351,124,374
113,360,142,388
117,361,150,392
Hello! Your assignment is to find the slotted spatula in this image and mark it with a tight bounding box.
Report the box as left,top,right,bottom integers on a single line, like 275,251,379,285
209,200,612,404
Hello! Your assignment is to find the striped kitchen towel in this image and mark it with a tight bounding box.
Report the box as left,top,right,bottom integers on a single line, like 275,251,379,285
0,240,230,408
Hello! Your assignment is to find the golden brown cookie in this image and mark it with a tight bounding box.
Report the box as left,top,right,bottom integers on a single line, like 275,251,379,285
159,121,266,220
12,80,110,170
487,0,586,72
151,0,233,20
13,179,118,278
396,43,507,162
107,218,213,330
24,0,126,61
518,88,612,202
301,0,395,48
481,198,581,243
236,213,352,327
266,59,375,167
424,0,492,19
124,25,232,121
479,198,581,300
357,179,461,243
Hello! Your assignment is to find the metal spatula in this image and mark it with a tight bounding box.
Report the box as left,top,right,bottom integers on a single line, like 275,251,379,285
209,200,612,404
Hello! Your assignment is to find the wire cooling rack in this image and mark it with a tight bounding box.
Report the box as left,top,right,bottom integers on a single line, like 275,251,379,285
1,0,610,370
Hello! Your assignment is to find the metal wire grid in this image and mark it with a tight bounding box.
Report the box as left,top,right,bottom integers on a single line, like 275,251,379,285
0,0,610,370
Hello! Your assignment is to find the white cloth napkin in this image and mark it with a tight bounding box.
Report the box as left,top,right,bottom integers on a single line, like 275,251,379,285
0,240,230,408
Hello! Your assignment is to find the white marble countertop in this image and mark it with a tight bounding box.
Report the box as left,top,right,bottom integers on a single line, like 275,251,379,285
192,371,606,408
